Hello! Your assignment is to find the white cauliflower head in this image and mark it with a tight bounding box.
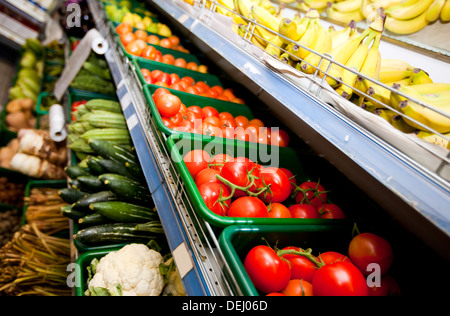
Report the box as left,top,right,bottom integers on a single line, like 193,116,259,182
88,243,165,296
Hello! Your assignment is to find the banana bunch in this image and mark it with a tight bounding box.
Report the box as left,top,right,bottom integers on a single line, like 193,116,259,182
326,0,365,23
381,0,450,35
296,0,335,13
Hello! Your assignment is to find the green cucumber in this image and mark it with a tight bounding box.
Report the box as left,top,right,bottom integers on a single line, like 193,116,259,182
77,175,104,192
73,191,118,213
87,156,106,175
73,223,162,245
61,204,86,220
65,166,90,179
58,188,88,204
98,174,153,206
78,213,113,226
89,202,157,223
89,139,137,165
97,158,142,181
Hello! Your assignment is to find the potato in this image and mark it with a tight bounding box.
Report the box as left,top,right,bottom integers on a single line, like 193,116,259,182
6,99,23,113
6,112,31,131
20,98,34,111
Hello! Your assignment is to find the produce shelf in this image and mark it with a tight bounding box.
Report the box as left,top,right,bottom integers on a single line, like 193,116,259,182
148,0,450,261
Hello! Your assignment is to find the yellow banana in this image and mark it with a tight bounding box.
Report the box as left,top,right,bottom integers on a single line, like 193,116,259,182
303,0,329,11
326,5,365,23
279,52,296,66
235,0,254,18
264,35,286,58
299,23,333,74
440,0,450,21
366,83,392,108
332,0,363,13
374,108,397,124
416,131,450,149
288,10,321,61
356,31,382,94
374,0,406,9
385,0,424,20
385,10,430,35
277,0,297,3
217,0,236,15
251,4,282,32
426,0,446,22
408,68,434,85
339,31,376,99
381,59,414,71
330,20,357,50
406,83,450,95
391,114,418,133
278,16,309,43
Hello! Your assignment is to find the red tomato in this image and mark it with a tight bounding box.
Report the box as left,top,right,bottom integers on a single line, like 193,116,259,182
312,261,369,296
271,129,290,147
174,58,187,68
288,204,320,219
155,93,181,118
202,106,219,118
219,118,236,129
116,23,133,35
234,116,249,128
219,158,261,198
227,196,267,218
282,279,313,296
120,33,136,46
209,154,232,172
182,111,203,126
161,117,175,129
195,168,220,187
368,274,401,296
186,106,205,119
244,245,291,294
183,150,210,179
152,87,169,102
198,183,231,216
169,73,181,85
155,72,172,86
279,168,297,194
167,112,183,127
201,121,222,137
294,181,328,209
257,167,291,204
348,233,394,277
151,70,164,81
218,112,234,121
267,203,292,218
281,246,318,283
203,116,220,126
173,120,192,132
235,126,259,143
141,45,158,59
318,204,346,219
248,118,264,128
317,251,351,265
266,293,287,296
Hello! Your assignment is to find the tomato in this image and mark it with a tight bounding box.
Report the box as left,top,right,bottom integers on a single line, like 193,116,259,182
152,87,170,103
155,93,181,118
294,181,328,209
257,167,291,204
271,129,290,147
183,150,210,179
244,245,291,294
281,279,313,296
182,111,203,126
198,183,231,216
181,76,195,86
141,69,153,84
155,72,172,86
126,41,143,56
169,73,181,85
210,85,224,96
227,196,267,218
318,204,346,219
267,203,291,218
134,30,148,41
232,98,245,104
279,168,297,194
209,154,232,172
312,261,369,296
368,274,401,296
160,38,172,48
195,168,220,187
198,65,208,73
219,118,236,129
167,112,183,127
120,33,136,46
186,106,205,119
218,112,234,121
168,35,180,47
169,83,185,92
235,126,259,143
203,116,220,126
248,118,264,128
173,120,192,132
221,127,236,140
161,117,175,129
281,247,318,283
146,35,160,45
288,204,320,219
348,233,393,277
151,70,164,81
186,61,198,71
317,251,351,265
219,158,261,198
199,106,217,118
201,122,222,137
116,23,133,35
186,86,199,95
174,58,187,68
257,128,271,145
234,116,249,128
266,293,287,296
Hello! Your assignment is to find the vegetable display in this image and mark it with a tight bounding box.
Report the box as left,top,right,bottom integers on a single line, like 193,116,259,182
71,54,115,96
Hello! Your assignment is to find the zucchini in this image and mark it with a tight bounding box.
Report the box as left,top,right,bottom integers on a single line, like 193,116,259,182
77,175,104,192
74,223,161,245
65,166,90,179
61,204,86,220
89,139,137,165
87,111,127,129
85,99,122,113
97,158,142,181
99,173,153,206
73,191,118,212
89,202,157,223
81,128,131,146
87,156,106,175
58,188,88,204
78,213,113,226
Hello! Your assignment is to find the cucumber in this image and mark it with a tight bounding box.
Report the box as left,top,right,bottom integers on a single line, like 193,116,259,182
65,166,90,179
78,213,113,226
87,156,106,175
73,191,118,213
99,174,153,206
89,202,157,223
97,158,142,181
74,223,161,245
61,204,87,220
77,175,104,192
89,139,137,165
58,188,88,204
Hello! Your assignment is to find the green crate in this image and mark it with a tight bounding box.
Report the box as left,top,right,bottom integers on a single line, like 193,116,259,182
36,92,59,115
143,84,254,138
166,133,360,228
74,246,123,296
218,225,353,296
134,58,222,88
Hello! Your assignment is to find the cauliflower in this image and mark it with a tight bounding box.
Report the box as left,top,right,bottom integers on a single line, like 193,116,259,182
162,258,186,296
88,243,165,296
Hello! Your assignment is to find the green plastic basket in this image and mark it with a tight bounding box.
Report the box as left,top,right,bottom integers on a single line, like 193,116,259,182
36,92,59,115
143,84,254,138
166,133,361,228
218,225,353,296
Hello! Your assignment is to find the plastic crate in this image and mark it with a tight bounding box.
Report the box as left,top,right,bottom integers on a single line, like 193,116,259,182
166,133,366,228
36,92,59,115
143,84,254,138
218,225,353,296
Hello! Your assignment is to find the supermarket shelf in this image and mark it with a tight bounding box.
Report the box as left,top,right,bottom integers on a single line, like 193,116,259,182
86,0,237,296
149,0,450,255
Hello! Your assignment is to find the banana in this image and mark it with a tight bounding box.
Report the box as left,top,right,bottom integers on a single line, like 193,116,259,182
251,4,282,32
406,83,450,95
440,0,450,21
326,5,364,23
299,22,333,74
278,16,308,43
416,131,450,149
235,0,254,18
356,31,382,94
277,0,297,3
332,0,363,13
279,52,296,66
287,10,321,61
375,0,406,9
385,0,427,20
408,68,434,85
330,20,357,50
385,10,429,35
391,114,418,133
366,83,392,108
390,84,450,133
264,35,286,58
426,0,446,22
374,108,397,123
303,0,329,11
380,59,414,72
380,70,413,83
339,31,376,99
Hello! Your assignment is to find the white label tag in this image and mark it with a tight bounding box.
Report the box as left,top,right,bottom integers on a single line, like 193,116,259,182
172,243,194,279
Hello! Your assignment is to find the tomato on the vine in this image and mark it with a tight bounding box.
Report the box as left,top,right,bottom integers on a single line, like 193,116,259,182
294,181,328,209
318,204,346,219
218,158,261,198
317,251,351,265
281,279,313,296
198,183,231,216
368,274,401,296
288,204,320,219
209,154,232,172
281,246,318,282
257,167,291,204
227,196,267,218
267,203,292,218
183,150,210,179
195,168,220,187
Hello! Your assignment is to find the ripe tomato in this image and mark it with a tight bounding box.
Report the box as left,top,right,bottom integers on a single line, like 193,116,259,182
219,158,261,198
219,118,236,129
201,122,222,137
167,112,183,127
271,129,290,147
209,154,232,172
288,204,320,219
348,232,394,276
258,167,291,204
116,23,133,35
173,120,192,132
168,35,180,47
198,183,231,216
248,118,264,128
281,246,318,283
134,30,148,41
317,251,351,265
202,106,219,118
266,292,287,296
235,126,259,143
186,61,198,71
120,33,136,46
234,116,249,128
155,93,181,118
160,38,172,48
267,203,291,218
294,181,328,209
126,41,143,56
183,150,210,179
146,35,160,45
155,72,172,86
281,279,313,296
218,112,234,121
152,87,169,102
151,70,164,81
312,261,369,296
195,168,220,187
162,54,175,65
227,196,267,218
169,73,181,85
203,116,220,126
161,117,175,129
318,204,346,219
368,274,401,296
279,168,297,194
244,245,291,294
182,111,203,126
186,106,205,119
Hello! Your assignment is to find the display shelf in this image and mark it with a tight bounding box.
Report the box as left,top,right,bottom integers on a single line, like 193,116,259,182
86,0,238,296
148,0,450,260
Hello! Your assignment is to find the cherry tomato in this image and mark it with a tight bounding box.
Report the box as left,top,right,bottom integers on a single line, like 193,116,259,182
183,150,210,179
258,167,291,204
288,204,320,219
294,181,328,209
281,246,318,283
318,204,346,219
195,168,220,187
155,93,181,118
348,232,394,276
267,203,292,218
244,245,291,294
312,261,369,296
227,196,267,218
282,279,313,296
198,183,231,216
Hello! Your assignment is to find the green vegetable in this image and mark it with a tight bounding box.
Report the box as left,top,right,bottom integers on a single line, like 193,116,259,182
89,202,157,223
99,173,153,206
